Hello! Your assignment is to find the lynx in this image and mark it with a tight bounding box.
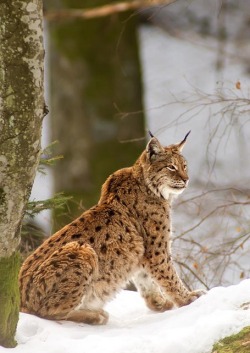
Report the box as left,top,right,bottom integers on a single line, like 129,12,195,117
19,132,204,325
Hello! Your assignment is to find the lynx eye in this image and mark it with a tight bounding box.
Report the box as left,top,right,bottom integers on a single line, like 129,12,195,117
167,164,177,172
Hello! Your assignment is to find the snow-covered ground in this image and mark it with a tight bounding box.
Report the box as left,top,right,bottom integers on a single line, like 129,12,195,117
1,280,250,353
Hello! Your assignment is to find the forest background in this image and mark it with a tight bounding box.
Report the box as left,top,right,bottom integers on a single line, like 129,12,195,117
35,0,250,290
0,0,250,349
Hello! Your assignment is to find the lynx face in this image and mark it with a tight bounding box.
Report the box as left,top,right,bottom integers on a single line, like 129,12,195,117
142,135,189,200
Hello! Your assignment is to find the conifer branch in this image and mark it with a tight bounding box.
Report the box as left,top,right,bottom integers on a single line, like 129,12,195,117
26,193,73,218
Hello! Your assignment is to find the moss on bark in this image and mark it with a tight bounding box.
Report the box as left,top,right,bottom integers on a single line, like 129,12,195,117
0,0,44,256
0,252,21,348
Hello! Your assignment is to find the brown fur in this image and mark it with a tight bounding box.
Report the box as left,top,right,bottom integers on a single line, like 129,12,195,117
19,135,204,324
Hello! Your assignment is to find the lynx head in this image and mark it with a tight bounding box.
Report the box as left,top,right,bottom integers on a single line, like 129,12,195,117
141,132,190,200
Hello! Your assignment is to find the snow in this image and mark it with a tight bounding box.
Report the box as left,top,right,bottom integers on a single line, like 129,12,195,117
2,280,250,353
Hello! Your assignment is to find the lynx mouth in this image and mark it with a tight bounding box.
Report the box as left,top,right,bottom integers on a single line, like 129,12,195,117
160,185,185,200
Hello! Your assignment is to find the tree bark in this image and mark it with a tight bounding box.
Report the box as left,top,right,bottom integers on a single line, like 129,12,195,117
0,0,44,347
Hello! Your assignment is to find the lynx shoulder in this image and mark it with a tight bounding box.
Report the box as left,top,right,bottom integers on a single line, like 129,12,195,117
19,132,204,325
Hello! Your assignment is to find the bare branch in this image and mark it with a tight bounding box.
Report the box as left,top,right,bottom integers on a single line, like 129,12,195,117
45,0,177,21
177,261,210,290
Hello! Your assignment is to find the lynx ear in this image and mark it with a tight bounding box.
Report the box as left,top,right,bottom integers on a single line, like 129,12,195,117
175,130,191,152
146,136,164,160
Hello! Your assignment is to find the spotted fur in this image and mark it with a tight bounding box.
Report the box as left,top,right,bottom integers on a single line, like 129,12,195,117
19,134,204,324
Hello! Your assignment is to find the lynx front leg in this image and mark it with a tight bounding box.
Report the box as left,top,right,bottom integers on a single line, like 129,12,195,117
143,254,204,308
133,269,174,312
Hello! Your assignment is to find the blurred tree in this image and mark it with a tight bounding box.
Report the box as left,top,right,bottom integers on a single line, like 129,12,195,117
0,0,45,347
45,0,145,229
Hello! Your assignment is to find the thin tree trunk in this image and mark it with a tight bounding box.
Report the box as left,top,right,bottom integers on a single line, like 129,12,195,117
0,0,45,347
47,0,145,229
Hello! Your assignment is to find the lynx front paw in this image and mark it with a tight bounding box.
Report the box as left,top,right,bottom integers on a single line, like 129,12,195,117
184,289,206,306
190,289,207,299
175,289,206,307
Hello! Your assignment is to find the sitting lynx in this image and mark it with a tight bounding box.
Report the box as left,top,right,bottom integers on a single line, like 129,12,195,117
19,132,204,325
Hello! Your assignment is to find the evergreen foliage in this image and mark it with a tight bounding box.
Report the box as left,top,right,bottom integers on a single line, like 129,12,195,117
20,143,72,259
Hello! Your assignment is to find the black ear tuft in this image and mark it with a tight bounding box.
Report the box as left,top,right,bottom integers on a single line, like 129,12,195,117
183,130,191,143
175,130,191,152
148,130,154,138
146,137,164,160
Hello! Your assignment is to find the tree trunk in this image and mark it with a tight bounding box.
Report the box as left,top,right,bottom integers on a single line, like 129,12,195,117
46,0,145,229
0,0,44,347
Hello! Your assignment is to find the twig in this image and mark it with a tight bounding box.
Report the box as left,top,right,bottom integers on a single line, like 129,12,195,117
177,261,210,290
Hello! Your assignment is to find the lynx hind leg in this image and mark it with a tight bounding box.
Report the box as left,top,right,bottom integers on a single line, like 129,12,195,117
65,308,109,325
23,242,103,324
133,270,174,312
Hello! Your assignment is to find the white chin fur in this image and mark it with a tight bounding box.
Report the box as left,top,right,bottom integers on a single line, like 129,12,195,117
160,185,184,200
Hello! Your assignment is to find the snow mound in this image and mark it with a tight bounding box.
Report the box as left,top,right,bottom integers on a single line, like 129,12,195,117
1,280,250,353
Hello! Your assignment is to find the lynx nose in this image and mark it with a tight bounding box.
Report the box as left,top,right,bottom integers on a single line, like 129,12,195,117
182,175,189,186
